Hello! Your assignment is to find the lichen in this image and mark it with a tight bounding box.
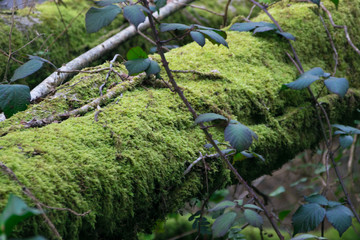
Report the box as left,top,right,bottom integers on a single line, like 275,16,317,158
1,1,360,239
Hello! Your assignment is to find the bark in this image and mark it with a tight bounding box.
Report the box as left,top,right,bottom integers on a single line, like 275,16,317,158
1,1,360,239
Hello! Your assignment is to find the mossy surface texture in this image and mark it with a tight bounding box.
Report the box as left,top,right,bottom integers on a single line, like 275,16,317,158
1,0,360,239
0,0,252,88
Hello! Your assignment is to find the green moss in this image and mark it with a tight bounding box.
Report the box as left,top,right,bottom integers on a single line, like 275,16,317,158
1,0,360,238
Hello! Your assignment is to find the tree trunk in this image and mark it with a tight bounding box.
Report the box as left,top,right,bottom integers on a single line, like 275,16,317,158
1,1,360,239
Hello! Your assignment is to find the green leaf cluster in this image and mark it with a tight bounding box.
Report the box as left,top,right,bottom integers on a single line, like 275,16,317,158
124,47,160,76
292,194,353,237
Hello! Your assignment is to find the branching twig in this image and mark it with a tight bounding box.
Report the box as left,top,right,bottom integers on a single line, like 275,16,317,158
23,73,142,128
319,14,338,76
321,3,360,56
222,0,232,27
99,54,121,96
0,161,62,239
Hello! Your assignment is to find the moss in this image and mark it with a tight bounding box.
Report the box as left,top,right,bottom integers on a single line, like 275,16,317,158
1,0,360,238
0,0,254,88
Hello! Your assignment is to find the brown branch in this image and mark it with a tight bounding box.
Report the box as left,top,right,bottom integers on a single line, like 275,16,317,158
319,13,338,76
222,0,232,27
0,161,62,239
3,3,16,83
0,48,23,65
23,73,143,128
321,3,360,56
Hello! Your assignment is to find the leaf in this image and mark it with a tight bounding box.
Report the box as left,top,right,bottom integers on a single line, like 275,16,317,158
244,209,263,228
339,135,353,148
332,124,360,134
145,60,161,76
290,177,307,187
286,67,327,90
243,204,263,211
221,149,236,155
310,0,321,5
23,236,47,240
95,0,125,6
253,26,276,34
194,113,227,124
123,5,146,28
198,30,228,48
204,140,219,149
304,194,328,206
324,77,349,97
292,203,326,235
10,59,44,82
269,186,285,197
291,234,320,240
85,5,122,33
224,123,256,152
28,55,57,69
159,23,191,32
279,210,291,221
155,0,167,10
212,212,237,237
0,84,31,118
126,46,148,60
190,31,206,47
209,200,236,212
276,31,296,40
330,0,339,9
0,194,42,236
326,205,353,236
229,21,275,32
149,45,179,53
125,58,151,76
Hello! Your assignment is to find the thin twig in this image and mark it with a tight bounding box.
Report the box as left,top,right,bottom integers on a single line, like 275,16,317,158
171,69,222,78
321,3,360,56
99,54,121,96
319,14,338,76
0,48,23,65
173,1,223,16
222,0,232,27
246,5,256,21
0,161,62,239
137,29,170,52
3,2,16,83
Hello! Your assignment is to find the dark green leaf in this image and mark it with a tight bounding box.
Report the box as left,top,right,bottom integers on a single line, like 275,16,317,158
330,0,339,8
326,205,353,236
310,0,320,5
95,0,125,6
253,26,275,34
126,46,148,60
334,130,346,135
244,209,263,228
327,201,342,208
0,84,30,118
123,5,146,28
10,59,44,82
324,77,349,97
230,21,275,32
209,200,236,212
339,135,353,148
194,113,227,124
190,31,206,47
155,0,167,10
204,140,219,149
224,123,256,152
145,60,161,76
221,149,236,155
85,5,122,33
243,204,263,211
276,31,296,40
149,45,179,53
292,203,326,235
159,23,190,32
199,30,228,48
279,210,291,221
0,194,42,236
332,124,360,134
305,194,328,206
28,55,56,69
286,67,327,90
125,58,151,76
212,212,237,237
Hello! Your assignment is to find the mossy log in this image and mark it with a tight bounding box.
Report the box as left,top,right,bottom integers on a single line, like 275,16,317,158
1,1,360,239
